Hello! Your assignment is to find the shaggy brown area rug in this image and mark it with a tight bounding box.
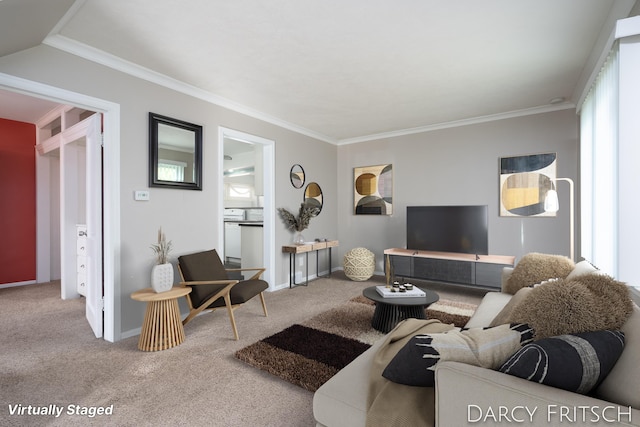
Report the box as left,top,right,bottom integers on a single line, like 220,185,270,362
234,296,477,391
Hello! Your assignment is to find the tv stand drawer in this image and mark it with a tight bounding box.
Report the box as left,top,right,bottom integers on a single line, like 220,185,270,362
384,248,514,289
388,255,412,277
413,257,474,284
475,262,506,288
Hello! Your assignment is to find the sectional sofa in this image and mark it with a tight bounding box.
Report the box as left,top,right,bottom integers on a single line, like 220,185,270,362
313,256,640,426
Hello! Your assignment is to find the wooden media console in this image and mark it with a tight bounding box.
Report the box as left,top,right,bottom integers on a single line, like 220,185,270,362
384,248,515,289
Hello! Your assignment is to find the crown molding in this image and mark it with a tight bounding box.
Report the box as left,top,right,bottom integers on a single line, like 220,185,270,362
337,102,576,145
42,34,338,145
42,34,577,147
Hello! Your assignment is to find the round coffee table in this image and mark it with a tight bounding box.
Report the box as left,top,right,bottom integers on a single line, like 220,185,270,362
363,286,439,333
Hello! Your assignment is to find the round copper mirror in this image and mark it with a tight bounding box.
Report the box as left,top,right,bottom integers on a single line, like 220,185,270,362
304,182,323,213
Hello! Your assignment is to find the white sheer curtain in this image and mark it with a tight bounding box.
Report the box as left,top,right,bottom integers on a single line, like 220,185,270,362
579,46,619,275
158,160,186,182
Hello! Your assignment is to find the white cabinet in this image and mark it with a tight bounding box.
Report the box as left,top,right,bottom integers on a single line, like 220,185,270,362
225,222,241,261
241,224,263,269
76,224,87,296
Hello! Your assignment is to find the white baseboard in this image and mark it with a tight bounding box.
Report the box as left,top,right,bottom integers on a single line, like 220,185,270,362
0,280,37,289
120,326,142,340
274,266,350,290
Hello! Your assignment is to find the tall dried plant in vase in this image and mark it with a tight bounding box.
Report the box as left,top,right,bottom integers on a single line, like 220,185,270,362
150,227,172,264
150,227,174,293
278,203,320,244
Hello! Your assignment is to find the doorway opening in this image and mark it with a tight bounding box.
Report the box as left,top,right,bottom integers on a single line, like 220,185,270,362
35,110,103,338
219,127,275,290
0,72,120,342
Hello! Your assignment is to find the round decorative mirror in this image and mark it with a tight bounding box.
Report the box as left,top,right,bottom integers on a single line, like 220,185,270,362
304,182,323,213
290,164,305,188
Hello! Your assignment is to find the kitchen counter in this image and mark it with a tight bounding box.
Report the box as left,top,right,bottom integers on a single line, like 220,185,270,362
224,220,263,224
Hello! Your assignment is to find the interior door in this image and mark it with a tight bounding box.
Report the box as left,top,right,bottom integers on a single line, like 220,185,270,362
84,114,103,338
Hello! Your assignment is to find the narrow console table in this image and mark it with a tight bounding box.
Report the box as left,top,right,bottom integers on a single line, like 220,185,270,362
130,287,191,351
282,240,338,287
385,248,515,289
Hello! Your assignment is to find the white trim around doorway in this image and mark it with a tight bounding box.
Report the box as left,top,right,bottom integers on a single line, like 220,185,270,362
0,72,120,342
218,127,275,291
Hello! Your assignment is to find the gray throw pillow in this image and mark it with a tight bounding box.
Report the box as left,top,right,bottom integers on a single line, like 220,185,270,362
500,330,625,394
382,323,533,387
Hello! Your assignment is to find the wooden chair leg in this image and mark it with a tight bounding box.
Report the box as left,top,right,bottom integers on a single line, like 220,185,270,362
224,293,239,340
259,292,268,317
182,310,198,326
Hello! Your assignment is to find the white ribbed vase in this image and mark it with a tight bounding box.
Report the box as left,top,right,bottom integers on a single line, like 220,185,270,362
151,263,174,293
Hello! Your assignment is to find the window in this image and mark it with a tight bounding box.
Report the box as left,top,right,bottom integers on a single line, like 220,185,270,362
226,183,253,200
158,159,186,182
579,46,619,276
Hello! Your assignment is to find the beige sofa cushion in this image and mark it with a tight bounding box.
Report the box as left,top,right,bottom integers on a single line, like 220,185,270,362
505,252,574,294
464,292,512,329
489,287,533,327
313,339,384,427
566,259,601,280
436,361,640,426
595,303,640,408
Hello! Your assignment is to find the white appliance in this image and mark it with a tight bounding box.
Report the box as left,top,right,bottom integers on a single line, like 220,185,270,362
245,208,264,222
223,208,245,221
224,209,245,262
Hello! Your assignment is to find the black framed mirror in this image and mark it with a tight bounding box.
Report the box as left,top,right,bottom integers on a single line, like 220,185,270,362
149,112,203,190
290,164,305,188
304,182,323,213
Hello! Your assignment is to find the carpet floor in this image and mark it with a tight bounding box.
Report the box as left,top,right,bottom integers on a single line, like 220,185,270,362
0,272,484,427
235,296,477,391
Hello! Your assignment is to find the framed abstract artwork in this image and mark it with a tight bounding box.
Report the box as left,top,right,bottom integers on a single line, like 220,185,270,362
499,153,556,217
354,164,393,215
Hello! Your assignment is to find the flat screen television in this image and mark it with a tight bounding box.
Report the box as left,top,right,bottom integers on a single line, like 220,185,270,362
406,205,488,255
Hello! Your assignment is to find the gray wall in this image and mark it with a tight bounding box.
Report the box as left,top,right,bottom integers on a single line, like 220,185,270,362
1,45,578,339
0,45,337,337
337,109,579,273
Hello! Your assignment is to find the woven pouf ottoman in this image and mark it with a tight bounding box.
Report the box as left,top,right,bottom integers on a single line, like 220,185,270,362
343,247,375,281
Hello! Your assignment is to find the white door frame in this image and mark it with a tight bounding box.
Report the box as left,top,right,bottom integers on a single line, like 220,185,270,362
0,72,120,342
218,127,275,290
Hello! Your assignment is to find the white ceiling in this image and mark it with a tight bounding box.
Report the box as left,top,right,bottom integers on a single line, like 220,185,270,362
0,0,637,143
0,90,60,124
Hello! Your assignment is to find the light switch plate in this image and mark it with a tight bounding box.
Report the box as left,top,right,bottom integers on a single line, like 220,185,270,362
134,190,150,201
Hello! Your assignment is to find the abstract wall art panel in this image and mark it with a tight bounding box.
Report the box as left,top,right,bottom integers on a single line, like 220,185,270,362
499,153,556,217
354,164,393,215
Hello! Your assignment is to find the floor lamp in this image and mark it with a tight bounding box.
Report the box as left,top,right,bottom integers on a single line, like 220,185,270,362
544,177,575,261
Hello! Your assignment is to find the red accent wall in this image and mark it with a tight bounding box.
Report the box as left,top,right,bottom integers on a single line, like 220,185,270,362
0,118,36,284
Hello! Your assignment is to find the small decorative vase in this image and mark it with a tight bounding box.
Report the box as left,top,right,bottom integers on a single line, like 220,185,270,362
151,263,174,293
293,231,305,245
